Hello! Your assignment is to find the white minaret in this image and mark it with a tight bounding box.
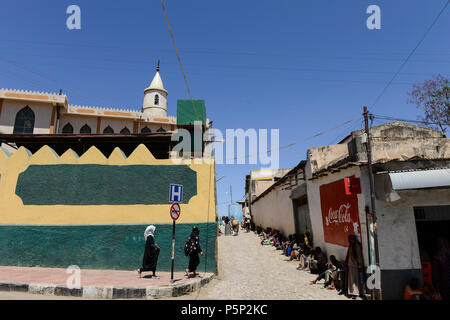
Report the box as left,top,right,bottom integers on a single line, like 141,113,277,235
142,60,168,118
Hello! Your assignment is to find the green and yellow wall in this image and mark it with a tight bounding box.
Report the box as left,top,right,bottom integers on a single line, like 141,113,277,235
0,144,217,272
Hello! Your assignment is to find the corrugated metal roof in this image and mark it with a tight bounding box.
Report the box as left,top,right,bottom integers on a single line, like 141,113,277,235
389,168,450,190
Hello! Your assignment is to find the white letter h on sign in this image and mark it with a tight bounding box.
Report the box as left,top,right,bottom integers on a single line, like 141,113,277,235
170,184,183,203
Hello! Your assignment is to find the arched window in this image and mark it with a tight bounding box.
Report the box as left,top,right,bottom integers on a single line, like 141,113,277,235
80,124,91,134
120,127,131,134
13,106,35,134
154,94,159,105
156,127,166,133
62,123,74,134
141,126,151,133
103,125,114,134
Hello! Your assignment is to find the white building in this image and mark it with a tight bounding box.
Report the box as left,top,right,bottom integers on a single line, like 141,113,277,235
247,121,450,300
0,65,189,155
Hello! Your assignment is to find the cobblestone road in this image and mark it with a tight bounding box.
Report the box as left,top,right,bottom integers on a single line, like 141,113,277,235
180,228,349,300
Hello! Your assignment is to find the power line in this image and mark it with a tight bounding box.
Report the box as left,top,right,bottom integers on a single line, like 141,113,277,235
3,51,447,78
328,117,364,145
1,40,450,63
222,116,362,162
372,114,448,127
370,0,450,111
1,45,449,74
160,0,199,122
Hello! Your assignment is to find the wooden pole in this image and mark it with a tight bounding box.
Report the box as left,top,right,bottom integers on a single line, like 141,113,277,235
363,106,382,300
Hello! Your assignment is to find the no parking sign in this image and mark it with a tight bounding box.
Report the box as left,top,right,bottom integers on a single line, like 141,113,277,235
170,203,181,221
169,202,181,282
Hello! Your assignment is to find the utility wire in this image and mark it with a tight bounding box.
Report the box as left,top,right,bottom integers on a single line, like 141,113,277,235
160,0,200,122
2,40,450,63
222,116,362,162
370,0,450,111
373,114,448,127
1,51,449,78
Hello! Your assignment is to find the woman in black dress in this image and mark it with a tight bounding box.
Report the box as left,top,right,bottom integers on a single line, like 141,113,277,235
185,226,204,278
138,225,160,278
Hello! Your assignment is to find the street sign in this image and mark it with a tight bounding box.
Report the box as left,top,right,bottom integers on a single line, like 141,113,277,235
169,184,183,203
169,202,181,283
170,202,181,221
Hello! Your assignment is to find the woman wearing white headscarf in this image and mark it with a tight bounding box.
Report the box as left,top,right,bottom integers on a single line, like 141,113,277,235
138,225,160,278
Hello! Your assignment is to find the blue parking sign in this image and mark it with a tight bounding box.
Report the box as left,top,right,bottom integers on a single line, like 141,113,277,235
169,184,183,203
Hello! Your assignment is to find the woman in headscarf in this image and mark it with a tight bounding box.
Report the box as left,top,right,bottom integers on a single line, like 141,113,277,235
345,234,364,298
184,226,204,278
137,225,160,278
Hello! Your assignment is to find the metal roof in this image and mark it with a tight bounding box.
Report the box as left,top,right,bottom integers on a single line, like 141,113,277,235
388,168,450,190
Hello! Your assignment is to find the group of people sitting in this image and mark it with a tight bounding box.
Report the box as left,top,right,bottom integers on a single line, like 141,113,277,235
257,227,367,299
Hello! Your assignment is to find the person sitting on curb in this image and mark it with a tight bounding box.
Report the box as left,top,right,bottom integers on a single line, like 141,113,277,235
297,247,315,271
404,278,424,300
309,247,328,275
309,255,344,289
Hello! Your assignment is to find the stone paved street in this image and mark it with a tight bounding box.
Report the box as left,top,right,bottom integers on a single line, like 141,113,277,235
178,228,349,300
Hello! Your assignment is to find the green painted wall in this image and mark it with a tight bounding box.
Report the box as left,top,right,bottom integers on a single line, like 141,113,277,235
177,100,206,126
15,165,197,205
0,223,217,273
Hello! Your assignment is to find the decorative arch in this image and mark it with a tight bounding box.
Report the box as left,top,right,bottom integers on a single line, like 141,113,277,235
120,127,131,134
62,123,74,134
156,127,166,133
103,125,114,134
141,126,151,133
13,106,35,134
80,124,92,134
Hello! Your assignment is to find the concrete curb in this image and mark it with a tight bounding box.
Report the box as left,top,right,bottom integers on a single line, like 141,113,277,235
0,274,214,299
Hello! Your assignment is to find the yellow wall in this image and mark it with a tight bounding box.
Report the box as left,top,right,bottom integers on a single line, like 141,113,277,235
0,144,216,226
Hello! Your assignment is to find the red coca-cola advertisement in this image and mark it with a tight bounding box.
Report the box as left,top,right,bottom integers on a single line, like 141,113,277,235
319,177,361,247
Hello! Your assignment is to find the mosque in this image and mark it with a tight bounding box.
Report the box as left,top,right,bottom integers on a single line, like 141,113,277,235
0,64,217,273
0,62,209,157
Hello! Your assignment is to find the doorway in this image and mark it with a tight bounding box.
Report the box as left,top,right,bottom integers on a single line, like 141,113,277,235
414,205,450,300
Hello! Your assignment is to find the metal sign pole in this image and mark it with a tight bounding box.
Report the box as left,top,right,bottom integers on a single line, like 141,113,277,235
170,220,175,283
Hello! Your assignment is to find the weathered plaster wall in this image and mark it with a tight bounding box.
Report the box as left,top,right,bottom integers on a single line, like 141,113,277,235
375,188,450,271
0,144,217,271
251,185,296,236
253,180,274,198
305,163,370,265
307,144,349,175
351,122,450,163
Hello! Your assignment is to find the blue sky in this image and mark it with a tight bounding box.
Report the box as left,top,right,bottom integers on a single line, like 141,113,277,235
1,0,449,215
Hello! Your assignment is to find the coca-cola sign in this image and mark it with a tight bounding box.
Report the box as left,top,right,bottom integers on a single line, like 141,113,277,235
320,177,361,247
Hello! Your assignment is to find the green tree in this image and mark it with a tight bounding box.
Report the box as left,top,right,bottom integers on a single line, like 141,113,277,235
407,74,449,133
